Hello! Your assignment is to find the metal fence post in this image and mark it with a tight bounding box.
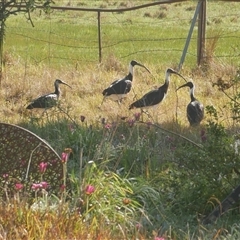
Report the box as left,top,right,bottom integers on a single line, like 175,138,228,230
178,1,201,71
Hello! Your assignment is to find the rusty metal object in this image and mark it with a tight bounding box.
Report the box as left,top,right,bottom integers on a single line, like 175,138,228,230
0,122,64,197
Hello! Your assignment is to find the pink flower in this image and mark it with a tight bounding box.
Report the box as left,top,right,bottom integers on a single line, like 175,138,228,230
3,174,9,179
32,183,42,190
128,119,135,127
85,185,95,195
61,148,72,163
61,152,69,163
15,183,24,191
60,184,66,192
135,223,142,230
104,123,112,129
40,181,48,189
32,182,48,190
154,237,165,240
39,162,48,173
134,112,141,121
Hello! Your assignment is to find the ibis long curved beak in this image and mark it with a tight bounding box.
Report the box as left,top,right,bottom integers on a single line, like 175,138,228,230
61,81,72,89
136,63,151,74
174,72,188,83
176,82,192,91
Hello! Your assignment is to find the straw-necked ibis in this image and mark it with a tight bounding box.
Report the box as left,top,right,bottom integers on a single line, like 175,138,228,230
176,81,204,126
102,60,150,104
129,68,187,110
26,79,71,109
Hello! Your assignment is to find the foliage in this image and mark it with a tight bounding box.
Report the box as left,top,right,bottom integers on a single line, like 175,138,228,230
0,0,55,85
69,161,143,238
0,1,240,239
1,104,239,239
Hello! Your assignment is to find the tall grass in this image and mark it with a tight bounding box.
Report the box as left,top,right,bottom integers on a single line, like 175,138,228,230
2,111,240,239
1,1,240,239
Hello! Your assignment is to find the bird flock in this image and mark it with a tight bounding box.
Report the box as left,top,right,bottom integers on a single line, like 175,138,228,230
26,60,204,126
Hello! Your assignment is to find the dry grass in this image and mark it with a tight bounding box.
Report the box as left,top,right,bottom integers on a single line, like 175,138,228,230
0,198,118,240
0,52,238,130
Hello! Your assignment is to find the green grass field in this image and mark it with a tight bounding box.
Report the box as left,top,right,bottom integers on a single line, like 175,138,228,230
1,1,240,239
5,1,240,68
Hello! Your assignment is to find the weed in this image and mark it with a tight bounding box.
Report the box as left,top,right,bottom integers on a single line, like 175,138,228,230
1,1,240,239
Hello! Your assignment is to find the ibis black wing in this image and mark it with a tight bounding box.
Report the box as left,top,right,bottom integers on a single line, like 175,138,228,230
129,89,165,109
187,101,204,126
27,93,58,109
102,72,133,96
102,78,132,96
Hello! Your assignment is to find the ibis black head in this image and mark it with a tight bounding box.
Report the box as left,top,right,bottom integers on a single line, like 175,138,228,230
166,68,188,83
176,81,194,91
166,68,178,74
130,60,151,73
55,79,72,89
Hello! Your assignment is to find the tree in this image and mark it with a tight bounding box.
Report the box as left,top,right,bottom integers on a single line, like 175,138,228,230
0,0,54,86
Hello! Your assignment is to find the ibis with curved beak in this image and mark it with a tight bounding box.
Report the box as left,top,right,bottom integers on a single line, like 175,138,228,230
26,79,72,109
102,60,151,104
176,81,204,126
129,68,187,110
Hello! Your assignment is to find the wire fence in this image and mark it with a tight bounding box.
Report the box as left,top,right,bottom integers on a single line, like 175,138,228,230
6,1,240,68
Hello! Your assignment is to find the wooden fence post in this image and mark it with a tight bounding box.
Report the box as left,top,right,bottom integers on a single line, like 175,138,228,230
197,0,206,66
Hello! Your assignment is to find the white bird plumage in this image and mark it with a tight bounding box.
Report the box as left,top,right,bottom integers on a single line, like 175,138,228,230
102,60,151,104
